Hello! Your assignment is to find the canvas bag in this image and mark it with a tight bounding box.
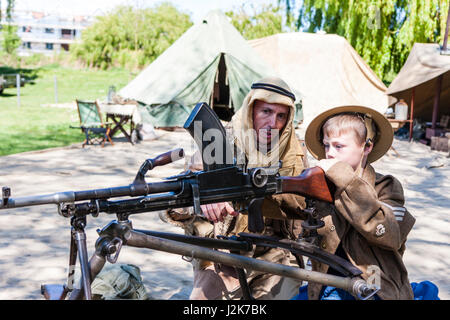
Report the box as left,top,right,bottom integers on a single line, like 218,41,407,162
89,263,149,300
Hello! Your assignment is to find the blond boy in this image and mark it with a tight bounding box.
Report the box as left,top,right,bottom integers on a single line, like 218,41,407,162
268,105,416,300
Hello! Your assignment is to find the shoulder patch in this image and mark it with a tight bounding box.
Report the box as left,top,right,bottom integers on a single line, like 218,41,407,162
375,224,386,237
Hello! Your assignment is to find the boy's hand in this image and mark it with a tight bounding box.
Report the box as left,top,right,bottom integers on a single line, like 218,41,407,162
200,202,239,223
317,158,340,173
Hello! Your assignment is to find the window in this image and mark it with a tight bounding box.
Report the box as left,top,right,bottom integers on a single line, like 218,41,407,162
45,28,55,34
46,43,54,50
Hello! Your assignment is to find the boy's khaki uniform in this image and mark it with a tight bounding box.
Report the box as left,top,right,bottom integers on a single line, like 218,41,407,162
266,161,415,299
267,104,416,300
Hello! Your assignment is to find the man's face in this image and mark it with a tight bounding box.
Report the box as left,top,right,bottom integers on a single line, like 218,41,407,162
323,131,368,171
252,100,290,148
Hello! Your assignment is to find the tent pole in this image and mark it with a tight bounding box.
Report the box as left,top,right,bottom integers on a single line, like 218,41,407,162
442,4,450,50
409,87,414,142
431,76,442,130
432,5,450,130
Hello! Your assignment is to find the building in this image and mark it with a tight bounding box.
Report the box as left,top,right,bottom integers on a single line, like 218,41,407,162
2,10,94,55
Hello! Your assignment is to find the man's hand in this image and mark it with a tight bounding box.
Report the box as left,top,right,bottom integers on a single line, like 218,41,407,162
201,202,238,223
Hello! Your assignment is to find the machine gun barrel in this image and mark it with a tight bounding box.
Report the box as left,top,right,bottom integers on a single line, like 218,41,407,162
0,148,185,210
57,166,334,222
1,158,333,229
0,181,183,210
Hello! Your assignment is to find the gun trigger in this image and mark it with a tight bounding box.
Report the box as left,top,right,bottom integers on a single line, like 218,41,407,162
247,198,265,233
191,181,202,216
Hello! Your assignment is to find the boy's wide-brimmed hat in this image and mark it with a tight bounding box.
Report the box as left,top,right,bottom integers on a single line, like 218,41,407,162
305,105,394,163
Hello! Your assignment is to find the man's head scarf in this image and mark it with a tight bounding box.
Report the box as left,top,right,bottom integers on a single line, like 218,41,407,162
230,76,304,176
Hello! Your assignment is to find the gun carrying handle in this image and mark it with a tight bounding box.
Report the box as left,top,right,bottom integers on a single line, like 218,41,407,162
134,148,184,185
152,148,184,169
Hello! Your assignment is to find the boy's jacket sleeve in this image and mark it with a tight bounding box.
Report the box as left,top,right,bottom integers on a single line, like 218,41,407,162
325,161,415,251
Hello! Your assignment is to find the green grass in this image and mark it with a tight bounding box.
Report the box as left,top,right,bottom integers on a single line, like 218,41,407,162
0,64,132,156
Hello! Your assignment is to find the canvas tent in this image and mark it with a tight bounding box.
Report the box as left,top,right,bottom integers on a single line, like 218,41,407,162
249,32,390,127
386,43,450,124
118,10,303,127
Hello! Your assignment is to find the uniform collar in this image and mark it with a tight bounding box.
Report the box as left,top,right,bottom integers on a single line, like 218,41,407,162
361,164,376,186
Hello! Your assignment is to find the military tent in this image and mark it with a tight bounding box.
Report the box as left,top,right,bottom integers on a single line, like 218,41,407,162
249,32,390,127
118,10,303,127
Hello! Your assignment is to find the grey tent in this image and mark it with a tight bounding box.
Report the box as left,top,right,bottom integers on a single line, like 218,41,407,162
249,32,390,127
118,10,303,127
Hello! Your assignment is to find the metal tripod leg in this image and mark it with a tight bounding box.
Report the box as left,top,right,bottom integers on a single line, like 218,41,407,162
40,227,79,300
70,215,92,300
67,228,78,292
74,229,92,300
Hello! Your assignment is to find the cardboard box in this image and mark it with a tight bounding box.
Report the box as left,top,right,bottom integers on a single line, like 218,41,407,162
426,128,446,139
437,137,449,152
432,136,449,152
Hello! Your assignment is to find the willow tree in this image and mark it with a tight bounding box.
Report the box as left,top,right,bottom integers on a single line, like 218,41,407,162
225,4,295,40
282,0,449,83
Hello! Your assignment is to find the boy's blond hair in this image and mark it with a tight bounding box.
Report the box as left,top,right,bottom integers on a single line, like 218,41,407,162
321,113,376,146
305,105,393,163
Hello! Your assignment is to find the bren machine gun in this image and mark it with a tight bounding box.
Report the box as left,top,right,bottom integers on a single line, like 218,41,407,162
0,102,379,301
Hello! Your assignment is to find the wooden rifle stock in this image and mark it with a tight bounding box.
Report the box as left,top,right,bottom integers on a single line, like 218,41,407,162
279,166,334,203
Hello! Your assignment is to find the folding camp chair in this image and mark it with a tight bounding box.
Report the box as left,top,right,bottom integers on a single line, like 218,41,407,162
73,100,114,148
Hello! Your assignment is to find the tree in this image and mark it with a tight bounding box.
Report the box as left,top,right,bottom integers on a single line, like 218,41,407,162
0,0,20,54
282,0,449,83
70,3,192,70
226,3,295,40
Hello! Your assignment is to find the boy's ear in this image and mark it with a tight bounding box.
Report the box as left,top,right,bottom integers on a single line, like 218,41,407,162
364,140,374,155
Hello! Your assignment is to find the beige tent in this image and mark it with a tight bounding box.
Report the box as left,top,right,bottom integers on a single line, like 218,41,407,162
249,32,390,126
386,43,450,123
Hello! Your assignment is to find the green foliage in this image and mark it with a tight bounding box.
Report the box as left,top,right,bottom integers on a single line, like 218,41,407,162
284,0,449,83
0,0,20,54
70,3,192,70
2,24,20,53
0,0,15,23
225,4,295,40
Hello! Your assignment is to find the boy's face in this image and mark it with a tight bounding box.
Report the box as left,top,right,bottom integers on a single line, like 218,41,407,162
252,100,290,147
323,131,370,171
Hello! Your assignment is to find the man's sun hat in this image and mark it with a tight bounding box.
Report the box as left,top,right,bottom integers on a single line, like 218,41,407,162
305,105,394,163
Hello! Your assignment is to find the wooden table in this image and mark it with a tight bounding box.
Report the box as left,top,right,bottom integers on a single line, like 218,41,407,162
387,119,413,156
99,103,142,144
388,119,413,142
